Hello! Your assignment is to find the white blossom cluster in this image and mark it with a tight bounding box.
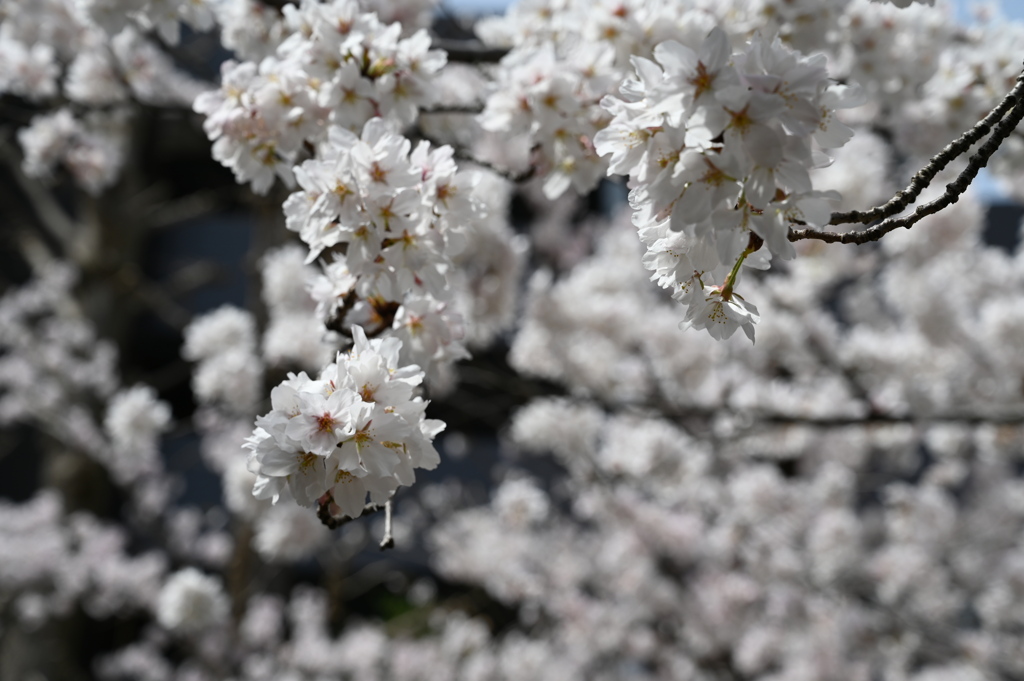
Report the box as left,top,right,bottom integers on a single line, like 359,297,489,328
594,27,859,341
0,263,175,496
194,0,447,193
155,566,229,633
472,0,954,163
245,326,443,519
77,0,216,45
260,244,337,370
475,0,712,200
0,266,182,531
103,384,172,485
193,1,516,527
0,264,116,454
836,0,952,107
288,118,475,373
183,305,265,413
213,0,440,62
0,492,167,626
891,8,1024,189
474,0,1024,342
0,0,205,192
473,0,854,201
419,422,1024,680
17,108,133,194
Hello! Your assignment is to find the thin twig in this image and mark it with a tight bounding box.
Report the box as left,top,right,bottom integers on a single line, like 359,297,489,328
453,345,1024,431
825,66,1024,228
433,39,510,64
144,190,233,230
314,493,394,549
0,140,78,248
452,149,537,183
791,85,1024,244
165,261,222,296
379,500,394,551
420,104,485,115
761,412,1024,426
316,493,386,529
412,125,538,183
116,263,193,330
324,291,358,336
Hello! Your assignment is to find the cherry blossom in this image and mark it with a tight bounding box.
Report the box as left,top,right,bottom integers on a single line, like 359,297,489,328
2,1,1024,679
246,326,441,521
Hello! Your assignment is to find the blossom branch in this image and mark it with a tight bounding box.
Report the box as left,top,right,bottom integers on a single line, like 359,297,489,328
791,67,1024,245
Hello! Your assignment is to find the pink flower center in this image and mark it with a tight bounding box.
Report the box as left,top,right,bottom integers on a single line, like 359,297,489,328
316,413,336,433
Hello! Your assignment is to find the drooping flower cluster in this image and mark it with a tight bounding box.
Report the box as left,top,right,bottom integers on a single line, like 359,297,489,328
245,327,443,520
293,117,474,374
595,27,860,341
194,0,447,193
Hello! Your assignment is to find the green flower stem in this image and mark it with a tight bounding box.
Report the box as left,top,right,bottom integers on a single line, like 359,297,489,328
720,232,764,301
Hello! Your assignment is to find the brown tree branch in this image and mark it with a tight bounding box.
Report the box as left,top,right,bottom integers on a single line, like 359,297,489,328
315,493,396,550
433,39,510,64
412,126,538,184
454,153,537,183
316,493,386,529
829,67,1024,227
790,65,1024,244
420,104,485,115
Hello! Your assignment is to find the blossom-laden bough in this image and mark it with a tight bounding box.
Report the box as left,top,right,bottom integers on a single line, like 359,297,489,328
4,0,1024,678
